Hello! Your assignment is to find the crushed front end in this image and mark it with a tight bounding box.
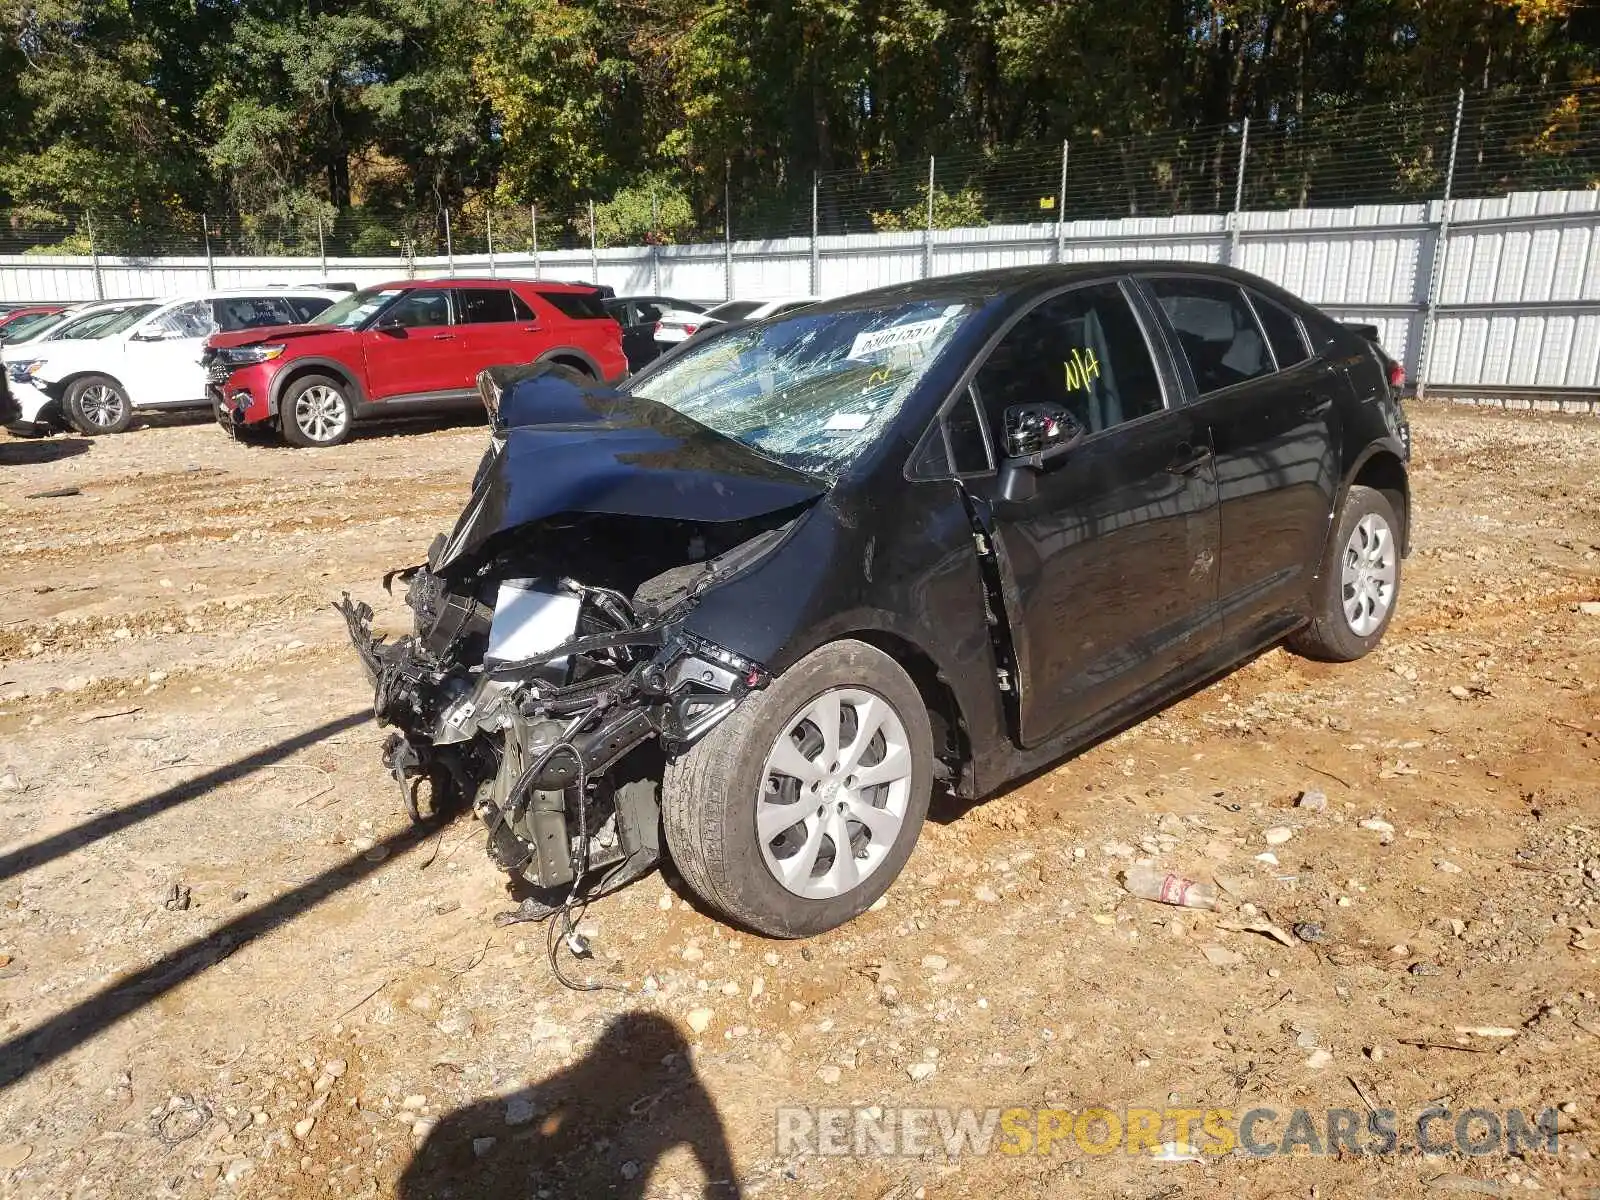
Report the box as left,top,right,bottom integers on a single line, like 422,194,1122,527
336,364,829,915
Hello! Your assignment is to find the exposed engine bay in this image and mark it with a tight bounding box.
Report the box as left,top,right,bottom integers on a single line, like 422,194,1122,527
339,508,797,923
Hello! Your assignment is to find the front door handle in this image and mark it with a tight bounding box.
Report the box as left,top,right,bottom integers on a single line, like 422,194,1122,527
1166,443,1212,477
431,332,457,341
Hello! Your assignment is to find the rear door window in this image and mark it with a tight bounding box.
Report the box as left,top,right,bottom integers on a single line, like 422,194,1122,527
1146,277,1273,395
456,289,519,325
536,290,611,320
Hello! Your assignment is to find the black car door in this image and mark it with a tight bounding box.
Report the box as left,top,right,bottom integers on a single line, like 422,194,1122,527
622,299,670,369
965,279,1222,749
1140,277,1340,639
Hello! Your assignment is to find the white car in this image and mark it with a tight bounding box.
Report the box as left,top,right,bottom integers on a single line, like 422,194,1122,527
5,302,160,429
653,296,815,349
9,288,340,435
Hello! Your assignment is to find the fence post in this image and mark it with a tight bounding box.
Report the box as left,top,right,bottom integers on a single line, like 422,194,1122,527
724,162,733,301
404,236,416,280
317,213,327,278
1228,117,1250,265
531,204,540,277
487,208,496,278
202,213,216,289
1055,141,1069,263
650,188,661,294
589,199,600,284
1417,88,1466,402
444,209,455,276
924,156,936,278
810,173,820,296
86,212,104,300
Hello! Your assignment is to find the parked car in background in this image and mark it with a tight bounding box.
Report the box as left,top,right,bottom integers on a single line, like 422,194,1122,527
8,290,338,436
0,305,68,340
206,278,627,447
5,301,160,433
342,262,1409,937
605,295,706,370
652,296,815,351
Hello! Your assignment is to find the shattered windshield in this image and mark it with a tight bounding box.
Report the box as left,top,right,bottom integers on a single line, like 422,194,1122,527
626,299,973,480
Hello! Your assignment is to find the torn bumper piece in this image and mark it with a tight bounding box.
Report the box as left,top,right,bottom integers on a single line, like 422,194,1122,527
336,589,769,892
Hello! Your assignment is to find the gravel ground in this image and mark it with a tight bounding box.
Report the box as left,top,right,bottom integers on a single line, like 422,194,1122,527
0,402,1597,1200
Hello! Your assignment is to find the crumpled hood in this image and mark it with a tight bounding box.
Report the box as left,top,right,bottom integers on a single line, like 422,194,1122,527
431,365,825,574
207,324,346,349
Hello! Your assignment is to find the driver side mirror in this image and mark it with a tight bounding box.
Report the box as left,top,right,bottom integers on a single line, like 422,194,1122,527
997,402,1085,502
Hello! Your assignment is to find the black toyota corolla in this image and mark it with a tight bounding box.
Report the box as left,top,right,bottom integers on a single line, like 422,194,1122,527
341,263,1410,939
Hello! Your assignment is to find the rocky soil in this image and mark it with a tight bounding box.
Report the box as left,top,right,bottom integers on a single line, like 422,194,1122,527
0,403,1596,1199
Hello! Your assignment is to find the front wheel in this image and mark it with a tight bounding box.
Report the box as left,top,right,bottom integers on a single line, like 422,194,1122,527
64,375,132,435
663,639,933,937
1287,484,1403,662
281,375,353,447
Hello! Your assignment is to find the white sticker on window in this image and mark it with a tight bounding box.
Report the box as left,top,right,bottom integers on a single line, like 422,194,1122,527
824,412,870,432
848,317,948,360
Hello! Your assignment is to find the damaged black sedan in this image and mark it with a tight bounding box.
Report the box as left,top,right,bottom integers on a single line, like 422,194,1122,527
341,263,1410,938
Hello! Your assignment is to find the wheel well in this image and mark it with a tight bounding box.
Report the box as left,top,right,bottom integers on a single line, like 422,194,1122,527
547,354,595,379
849,631,970,783
273,363,357,412
1351,451,1408,546
51,371,124,399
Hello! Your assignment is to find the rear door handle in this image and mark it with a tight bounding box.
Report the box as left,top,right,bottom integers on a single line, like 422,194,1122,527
1166,444,1212,477
431,332,457,341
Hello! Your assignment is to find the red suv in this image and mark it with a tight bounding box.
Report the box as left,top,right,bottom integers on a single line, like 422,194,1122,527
204,278,627,446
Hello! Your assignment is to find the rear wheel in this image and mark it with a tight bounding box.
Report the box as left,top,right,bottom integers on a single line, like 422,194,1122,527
662,639,933,937
281,375,353,447
64,375,132,435
1287,484,1402,662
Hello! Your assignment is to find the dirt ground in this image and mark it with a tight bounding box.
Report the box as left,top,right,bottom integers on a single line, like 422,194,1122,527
0,402,1596,1200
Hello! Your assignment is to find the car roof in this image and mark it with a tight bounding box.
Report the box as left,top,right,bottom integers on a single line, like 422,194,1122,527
378,277,601,293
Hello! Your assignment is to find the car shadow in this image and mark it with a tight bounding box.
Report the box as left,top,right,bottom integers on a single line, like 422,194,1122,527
398,1011,742,1199
0,435,90,465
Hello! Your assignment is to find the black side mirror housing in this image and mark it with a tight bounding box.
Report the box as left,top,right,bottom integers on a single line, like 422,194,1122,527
996,403,1085,502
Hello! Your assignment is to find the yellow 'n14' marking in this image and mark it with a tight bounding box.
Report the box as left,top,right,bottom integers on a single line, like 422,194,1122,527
1064,347,1101,394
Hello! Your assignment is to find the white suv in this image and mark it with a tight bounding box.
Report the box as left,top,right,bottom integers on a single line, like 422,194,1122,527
9,288,340,435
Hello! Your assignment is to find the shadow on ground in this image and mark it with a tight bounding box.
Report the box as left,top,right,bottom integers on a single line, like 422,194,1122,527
0,435,90,465
399,1012,742,1199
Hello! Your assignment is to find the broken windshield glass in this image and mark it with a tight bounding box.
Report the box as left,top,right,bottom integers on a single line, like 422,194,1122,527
625,299,973,480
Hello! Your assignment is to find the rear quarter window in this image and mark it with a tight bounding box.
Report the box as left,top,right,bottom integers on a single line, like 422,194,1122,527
535,290,611,320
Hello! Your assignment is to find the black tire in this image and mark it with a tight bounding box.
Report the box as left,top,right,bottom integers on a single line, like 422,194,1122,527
662,639,933,938
280,374,354,447
1287,484,1403,662
64,374,132,435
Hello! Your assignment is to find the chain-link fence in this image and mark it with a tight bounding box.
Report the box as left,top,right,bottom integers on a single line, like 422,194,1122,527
0,81,1594,261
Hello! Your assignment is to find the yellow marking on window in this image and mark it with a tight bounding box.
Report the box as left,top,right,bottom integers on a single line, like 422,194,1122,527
1063,346,1101,394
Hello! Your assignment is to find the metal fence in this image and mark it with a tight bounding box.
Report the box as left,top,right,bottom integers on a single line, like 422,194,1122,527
1,82,1597,407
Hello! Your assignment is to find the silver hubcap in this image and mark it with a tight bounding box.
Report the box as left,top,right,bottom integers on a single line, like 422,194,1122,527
79,384,124,428
1341,512,1397,636
757,687,913,900
294,385,348,443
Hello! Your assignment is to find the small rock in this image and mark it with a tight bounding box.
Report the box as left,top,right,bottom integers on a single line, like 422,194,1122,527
1359,818,1395,834
720,981,739,996
1409,961,1440,976
1255,852,1280,866
363,845,389,862
907,1062,937,1082
1576,601,1600,616
817,1065,842,1084
1263,826,1294,846
1449,685,1471,700
1389,943,1410,957
411,1117,437,1140
223,1159,252,1184
1157,813,1185,835
658,893,674,911
402,1094,427,1110
620,1161,641,1181
763,951,780,967
1293,923,1328,944
682,945,704,962
293,1116,316,1139
472,1137,497,1158
1305,1048,1333,1069
1102,842,1135,859
1436,860,1462,874
163,882,192,912
1296,789,1328,812
973,885,1000,904
685,1008,715,1035
1367,1046,1385,1062
504,1096,536,1127
920,954,948,971
0,772,20,793
1200,944,1244,966
867,895,889,911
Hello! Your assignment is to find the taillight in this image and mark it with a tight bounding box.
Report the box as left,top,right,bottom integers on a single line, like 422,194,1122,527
1388,361,1406,389
682,324,699,336
653,321,662,335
